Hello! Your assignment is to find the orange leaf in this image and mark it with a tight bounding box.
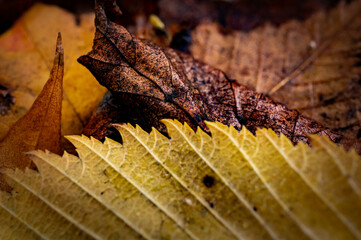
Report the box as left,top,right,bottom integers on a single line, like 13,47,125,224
0,34,63,191
0,4,106,139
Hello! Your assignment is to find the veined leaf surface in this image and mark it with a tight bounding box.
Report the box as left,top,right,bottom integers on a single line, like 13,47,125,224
1,120,360,240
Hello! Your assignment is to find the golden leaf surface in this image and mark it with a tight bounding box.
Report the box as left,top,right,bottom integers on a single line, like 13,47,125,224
29,141,188,240
68,132,235,240
190,0,361,147
0,3,106,139
1,120,360,240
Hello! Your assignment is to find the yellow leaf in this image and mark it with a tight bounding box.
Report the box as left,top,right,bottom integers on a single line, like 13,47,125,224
245,128,358,239
2,120,360,239
309,135,361,196
0,175,90,239
30,138,188,240
0,3,106,139
0,207,39,240
134,121,272,239
261,130,361,238
73,128,235,240
162,119,310,240
4,156,142,240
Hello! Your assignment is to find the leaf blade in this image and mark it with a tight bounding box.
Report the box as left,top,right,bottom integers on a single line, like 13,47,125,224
117,123,272,240
166,119,312,240
64,135,191,240
85,126,236,240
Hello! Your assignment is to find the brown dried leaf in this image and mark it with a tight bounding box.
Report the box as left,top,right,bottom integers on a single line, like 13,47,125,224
190,0,361,151
0,34,63,191
79,0,344,151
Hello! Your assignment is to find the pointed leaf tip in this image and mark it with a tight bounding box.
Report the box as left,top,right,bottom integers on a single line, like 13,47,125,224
0,35,64,191
56,32,63,54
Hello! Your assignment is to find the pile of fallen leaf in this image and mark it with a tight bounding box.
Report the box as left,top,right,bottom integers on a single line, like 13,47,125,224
0,0,361,239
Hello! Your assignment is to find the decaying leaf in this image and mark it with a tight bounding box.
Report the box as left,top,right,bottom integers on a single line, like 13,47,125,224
79,0,345,151
1,120,360,239
0,34,63,191
189,0,361,152
0,3,106,139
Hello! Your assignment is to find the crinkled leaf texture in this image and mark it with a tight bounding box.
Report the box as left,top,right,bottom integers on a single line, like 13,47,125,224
190,0,361,151
1,120,361,240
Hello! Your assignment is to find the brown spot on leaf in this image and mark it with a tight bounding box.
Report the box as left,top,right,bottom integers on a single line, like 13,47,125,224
202,175,215,188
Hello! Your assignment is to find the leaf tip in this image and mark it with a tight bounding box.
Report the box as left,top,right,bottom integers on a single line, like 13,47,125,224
56,32,63,53
64,135,84,146
54,32,64,68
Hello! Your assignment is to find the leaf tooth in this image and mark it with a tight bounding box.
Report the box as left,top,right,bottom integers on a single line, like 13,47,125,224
205,122,326,240
9,155,145,240
310,135,361,198
199,120,315,239
114,124,238,240
256,128,358,240
29,149,146,240
168,119,313,240
277,134,361,238
121,121,272,240
64,135,191,240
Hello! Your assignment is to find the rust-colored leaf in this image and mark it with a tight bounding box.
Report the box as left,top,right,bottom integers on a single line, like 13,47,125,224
0,34,63,191
0,4,106,139
79,0,345,151
189,1,361,152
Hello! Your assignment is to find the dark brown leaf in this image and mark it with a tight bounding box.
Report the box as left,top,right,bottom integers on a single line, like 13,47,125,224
189,1,361,153
79,0,343,150
0,33,63,191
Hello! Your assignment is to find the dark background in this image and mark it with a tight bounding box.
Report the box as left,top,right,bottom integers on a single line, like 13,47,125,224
0,0,342,34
